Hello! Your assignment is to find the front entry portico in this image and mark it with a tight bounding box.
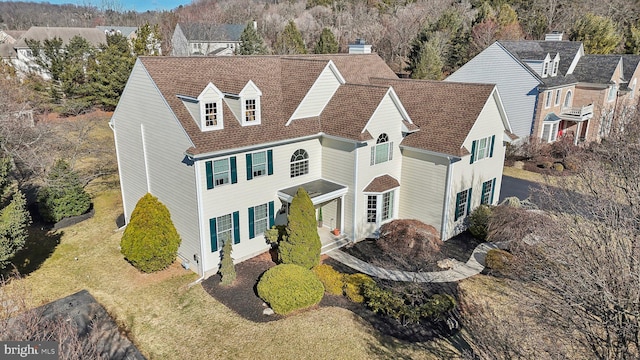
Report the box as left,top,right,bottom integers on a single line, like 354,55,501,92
277,179,349,252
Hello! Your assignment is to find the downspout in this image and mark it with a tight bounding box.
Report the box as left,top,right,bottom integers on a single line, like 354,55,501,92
351,142,359,242
440,157,454,240
189,159,207,287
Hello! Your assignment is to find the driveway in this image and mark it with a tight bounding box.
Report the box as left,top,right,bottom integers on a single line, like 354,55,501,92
499,175,541,203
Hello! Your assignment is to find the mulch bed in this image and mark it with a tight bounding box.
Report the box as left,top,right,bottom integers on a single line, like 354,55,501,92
341,230,483,272
201,252,454,342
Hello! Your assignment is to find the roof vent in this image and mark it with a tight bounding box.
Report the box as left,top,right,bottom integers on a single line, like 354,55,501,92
545,31,563,41
348,38,372,54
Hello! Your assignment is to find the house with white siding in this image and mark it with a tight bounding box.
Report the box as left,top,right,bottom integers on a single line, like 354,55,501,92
447,33,598,144
111,54,512,277
170,23,244,56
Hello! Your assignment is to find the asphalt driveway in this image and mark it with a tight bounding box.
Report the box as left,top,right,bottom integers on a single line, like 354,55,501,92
499,175,541,203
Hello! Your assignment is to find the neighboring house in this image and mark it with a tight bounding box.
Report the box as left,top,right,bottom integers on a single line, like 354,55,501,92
0,30,24,67
447,33,596,145
111,54,511,277
11,26,106,79
170,23,244,56
572,54,640,137
97,25,162,55
0,30,25,44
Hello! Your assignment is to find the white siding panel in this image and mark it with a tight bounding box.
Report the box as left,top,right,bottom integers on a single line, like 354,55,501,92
356,93,405,239
446,42,540,138
290,65,341,120
321,137,356,237
112,62,201,272
199,138,323,273
398,149,448,233
444,95,507,239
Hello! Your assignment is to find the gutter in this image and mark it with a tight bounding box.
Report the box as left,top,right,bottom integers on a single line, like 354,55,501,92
189,159,208,287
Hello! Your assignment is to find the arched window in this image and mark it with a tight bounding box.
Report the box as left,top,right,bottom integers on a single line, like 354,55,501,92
290,149,309,178
564,90,573,109
371,133,392,165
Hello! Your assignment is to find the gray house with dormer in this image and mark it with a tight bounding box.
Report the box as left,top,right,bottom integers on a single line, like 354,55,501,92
170,23,244,57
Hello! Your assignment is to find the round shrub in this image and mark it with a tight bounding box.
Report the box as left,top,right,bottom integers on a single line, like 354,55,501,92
538,161,553,169
120,193,181,273
257,264,324,315
552,162,564,172
563,157,579,171
469,205,493,240
344,273,376,303
37,159,91,223
486,249,514,274
312,264,344,295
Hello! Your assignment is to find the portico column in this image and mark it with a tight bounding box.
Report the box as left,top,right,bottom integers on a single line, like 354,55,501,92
339,195,345,235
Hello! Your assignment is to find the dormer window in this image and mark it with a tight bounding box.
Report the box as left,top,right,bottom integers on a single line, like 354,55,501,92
542,61,549,77
551,57,559,76
239,80,262,126
245,99,257,122
205,102,218,127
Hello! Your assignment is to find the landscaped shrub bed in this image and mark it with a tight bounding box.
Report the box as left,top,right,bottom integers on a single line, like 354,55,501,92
312,264,344,295
256,263,324,315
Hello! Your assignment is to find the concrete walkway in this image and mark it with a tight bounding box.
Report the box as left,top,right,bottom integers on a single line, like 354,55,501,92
326,242,498,283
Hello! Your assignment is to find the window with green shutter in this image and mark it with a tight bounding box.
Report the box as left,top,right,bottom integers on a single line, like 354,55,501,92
247,150,273,180
455,188,471,220
205,157,237,189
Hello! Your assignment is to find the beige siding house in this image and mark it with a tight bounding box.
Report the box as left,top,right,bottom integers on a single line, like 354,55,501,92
111,54,511,277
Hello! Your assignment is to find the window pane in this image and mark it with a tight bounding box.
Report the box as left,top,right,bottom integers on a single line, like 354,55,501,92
367,195,377,223
456,190,468,219
382,191,393,221
213,159,229,185
217,214,232,243
254,204,268,235
481,180,492,205
205,102,217,126
375,143,389,164
252,152,266,177
542,124,551,142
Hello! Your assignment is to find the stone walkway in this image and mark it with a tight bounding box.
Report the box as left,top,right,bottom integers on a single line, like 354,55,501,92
326,242,498,283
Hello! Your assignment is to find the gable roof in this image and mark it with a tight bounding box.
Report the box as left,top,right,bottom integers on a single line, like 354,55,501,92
177,23,244,42
622,55,640,81
573,55,622,84
498,40,582,87
14,27,106,48
363,175,400,192
370,78,496,157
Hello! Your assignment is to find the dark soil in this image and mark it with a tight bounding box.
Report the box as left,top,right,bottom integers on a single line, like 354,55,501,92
341,231,483,272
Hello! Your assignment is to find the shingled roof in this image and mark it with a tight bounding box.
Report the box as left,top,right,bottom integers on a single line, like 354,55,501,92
178,23,244,42
138,54,496,158
370,78,496,156
14,27,106,48
573,55,621,84
622,55,640,82
499,40,583,87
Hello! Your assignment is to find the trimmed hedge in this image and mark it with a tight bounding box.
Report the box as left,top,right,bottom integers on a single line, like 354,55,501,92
257,264,324,315
120,193,181,273
344,273,375,303
312,264,344,295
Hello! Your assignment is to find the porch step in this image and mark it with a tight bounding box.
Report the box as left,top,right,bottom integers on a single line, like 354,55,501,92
321,236,351,254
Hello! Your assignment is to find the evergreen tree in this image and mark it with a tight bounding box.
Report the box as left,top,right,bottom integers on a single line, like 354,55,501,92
89,33,135,110
314,28,338,54
274,20,307,55
278,187,321,270
570,13,622,54
37,159,91,223
26,37,64,81
625,21,640,54
133,22,162,56
406,26,444,80
120,193,181,273
0,157,31,270
219,234,236,286
60,35,94,100
237,21,268,55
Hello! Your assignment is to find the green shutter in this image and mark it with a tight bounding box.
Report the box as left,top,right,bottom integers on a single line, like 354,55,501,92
455,192,462,220
246,154,253,180
481,181,487,205
209,218,218,252
205,161,214,189
248,207,255,239
470,140,476,164
230,156,237,184
268,201,275,227
489,135,495,158
267,149,273,175
233,211,240,244
466,188,473,215
490,178,496,205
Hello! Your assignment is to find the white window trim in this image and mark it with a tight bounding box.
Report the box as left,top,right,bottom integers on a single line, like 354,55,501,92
251,151,267,178
455,188,471,220
552,58,559,76
371,133,393,165
365,190,396,225
542,61,549,78
198,83,224,131
554,89,561,106
216,213,233,245
290,149,309,178
473,136,492,162
253,203,269,236
564,90,573,109
481,179,493,205
608,83,617,102
213,158,231,186
241,97,261,126
542,122,559,143
544,90,552,108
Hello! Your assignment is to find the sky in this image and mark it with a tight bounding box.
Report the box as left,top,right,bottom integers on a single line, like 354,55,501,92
17,0,191,12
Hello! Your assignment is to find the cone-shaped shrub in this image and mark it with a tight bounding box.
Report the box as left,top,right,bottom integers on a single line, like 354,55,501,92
37,159,91,223
257,263,324,315
120,193,181,273
278,187,321,269
219,235,236,286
